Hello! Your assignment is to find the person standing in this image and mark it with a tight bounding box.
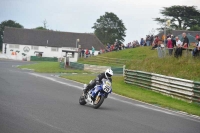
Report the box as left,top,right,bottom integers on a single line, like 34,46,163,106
174,37,182,57
150,35,154,46
171,35,176,48
167,38,173,55
92,46,95,55
151,36,159,50
146,35,150,46
140,38,144,46
192,38,200,56
182,33,189,49
81,49,85,58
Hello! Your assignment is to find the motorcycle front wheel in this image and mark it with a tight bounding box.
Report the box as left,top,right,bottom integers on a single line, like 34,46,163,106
79,96,86,105
93,95,104,109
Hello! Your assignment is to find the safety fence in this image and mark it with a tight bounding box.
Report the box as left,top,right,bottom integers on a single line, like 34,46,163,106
30,56,58,62
69,62,124,74
157,47,196,58
124,69,200,104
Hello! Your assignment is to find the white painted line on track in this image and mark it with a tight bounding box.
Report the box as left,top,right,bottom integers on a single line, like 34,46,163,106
28,114,68,133
30,73,82,89
29,73,200,123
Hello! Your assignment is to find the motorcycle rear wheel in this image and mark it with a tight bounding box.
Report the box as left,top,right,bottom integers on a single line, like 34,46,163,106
93,95,104,109
79,96,86,105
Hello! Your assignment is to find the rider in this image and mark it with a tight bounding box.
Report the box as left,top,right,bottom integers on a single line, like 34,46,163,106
83,68,113,95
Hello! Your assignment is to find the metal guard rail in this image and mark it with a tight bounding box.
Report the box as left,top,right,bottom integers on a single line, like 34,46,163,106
124,69,200,104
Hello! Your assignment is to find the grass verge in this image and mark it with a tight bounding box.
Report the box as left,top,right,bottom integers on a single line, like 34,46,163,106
78,47,200,81
18,62,89,73
61,75,200,116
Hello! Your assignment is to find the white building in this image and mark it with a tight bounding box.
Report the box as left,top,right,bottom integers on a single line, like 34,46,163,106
2,27,104,62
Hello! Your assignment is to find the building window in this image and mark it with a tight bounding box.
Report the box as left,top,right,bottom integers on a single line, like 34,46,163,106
31,46,39,50
9,44,19,49
51,47,58,52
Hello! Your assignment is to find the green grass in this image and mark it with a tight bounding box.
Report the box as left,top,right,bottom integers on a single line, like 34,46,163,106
61,75,200,116
18,62,88,73
78,47,200,81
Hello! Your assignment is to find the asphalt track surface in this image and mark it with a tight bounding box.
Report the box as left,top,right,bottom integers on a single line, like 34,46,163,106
0,60,200,133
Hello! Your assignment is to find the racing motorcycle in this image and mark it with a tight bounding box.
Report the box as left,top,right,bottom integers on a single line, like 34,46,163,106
79,78,112,109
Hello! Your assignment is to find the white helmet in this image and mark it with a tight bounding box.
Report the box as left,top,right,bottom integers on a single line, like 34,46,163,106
105,68,113,79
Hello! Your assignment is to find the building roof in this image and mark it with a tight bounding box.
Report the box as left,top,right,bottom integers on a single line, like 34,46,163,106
3,27,104,49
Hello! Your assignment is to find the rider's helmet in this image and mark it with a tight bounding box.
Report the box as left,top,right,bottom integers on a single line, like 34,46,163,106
105,68,113,79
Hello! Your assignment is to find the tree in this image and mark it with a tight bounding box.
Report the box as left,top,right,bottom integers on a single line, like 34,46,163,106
154,6,200,30
34,20,49,30
0,20,24,50
35,26,47,30
92,12,126,45
189,25,200,31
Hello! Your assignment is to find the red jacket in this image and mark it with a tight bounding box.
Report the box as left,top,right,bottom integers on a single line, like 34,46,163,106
167,40,173,48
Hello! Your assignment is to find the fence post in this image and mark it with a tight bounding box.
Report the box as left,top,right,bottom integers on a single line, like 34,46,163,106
123,65,126,77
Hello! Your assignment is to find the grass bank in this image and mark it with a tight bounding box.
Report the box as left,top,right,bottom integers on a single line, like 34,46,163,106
62,75,200,116
18,62,88,73
78,47,200,81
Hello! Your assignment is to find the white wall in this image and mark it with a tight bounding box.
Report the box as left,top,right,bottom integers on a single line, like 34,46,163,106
2,43,79,61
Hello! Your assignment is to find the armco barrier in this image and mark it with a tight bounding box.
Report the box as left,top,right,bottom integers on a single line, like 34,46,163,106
124,69,200,104
69,62,84,70
111,67,124,74
30,56,58,62
59,62,65,69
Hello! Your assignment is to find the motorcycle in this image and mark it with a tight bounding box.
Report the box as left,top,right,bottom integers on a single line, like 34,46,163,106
79,78,112,109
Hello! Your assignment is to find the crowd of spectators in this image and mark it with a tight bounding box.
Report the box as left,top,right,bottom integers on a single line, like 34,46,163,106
79,33,200,58
79,46,96,58
148,33,200,57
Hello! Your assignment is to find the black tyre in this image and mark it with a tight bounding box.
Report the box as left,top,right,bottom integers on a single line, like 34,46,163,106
93,95,104,109
79,96,86,105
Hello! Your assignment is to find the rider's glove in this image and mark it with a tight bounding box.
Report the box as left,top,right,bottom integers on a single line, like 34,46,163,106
96,80,100,85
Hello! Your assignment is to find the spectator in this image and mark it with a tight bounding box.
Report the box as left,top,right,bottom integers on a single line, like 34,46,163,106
107,43,110,49
167,38,173,56
151,36,159,50
146,35,151,46
132,41,136,48
81,49,85,58
195,34,199,40
114,42,119,51
192,38,200,56
150,35,154,46
140,38,145,46
85,49,89,58
182,33,189,49
162,34,166,42
92,46,95,55
105,46,110,52
102,49,105,53
99,49,102,54
174,37,182,58
171,35,176,48
121,43,125,49
136,40,139,46
119,43,122,50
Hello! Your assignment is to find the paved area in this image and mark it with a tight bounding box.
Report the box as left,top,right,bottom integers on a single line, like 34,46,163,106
0,60,199,133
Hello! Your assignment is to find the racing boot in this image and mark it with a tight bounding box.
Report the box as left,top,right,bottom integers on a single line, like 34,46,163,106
83,85,90,96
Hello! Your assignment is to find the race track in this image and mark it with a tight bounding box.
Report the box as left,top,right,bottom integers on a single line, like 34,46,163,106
0,60,199,133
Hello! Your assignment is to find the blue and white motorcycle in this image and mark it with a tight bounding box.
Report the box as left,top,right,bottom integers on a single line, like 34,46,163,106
79,78,112,109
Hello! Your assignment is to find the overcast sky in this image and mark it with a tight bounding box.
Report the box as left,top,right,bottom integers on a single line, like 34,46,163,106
0,0,200,44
